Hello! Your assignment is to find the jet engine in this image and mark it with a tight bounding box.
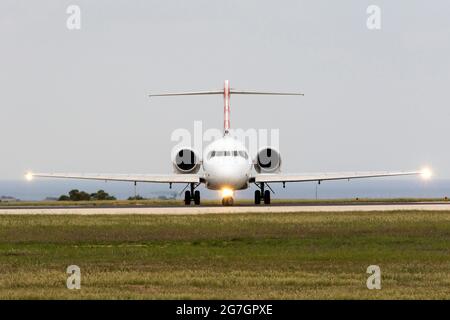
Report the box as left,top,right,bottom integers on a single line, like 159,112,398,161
254,147,282,173
172,148,201,174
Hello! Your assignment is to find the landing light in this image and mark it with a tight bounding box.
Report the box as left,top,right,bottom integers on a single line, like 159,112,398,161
221,188,234,198
421,167,432,180
25,172,34,181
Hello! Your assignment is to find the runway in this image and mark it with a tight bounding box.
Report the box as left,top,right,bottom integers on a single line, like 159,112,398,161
1,202,450,215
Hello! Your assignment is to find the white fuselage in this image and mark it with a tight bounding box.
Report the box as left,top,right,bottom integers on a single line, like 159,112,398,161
202,135,253,190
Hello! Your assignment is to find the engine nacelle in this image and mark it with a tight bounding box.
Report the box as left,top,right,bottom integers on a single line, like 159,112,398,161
254,147,282,173
172,148,201,174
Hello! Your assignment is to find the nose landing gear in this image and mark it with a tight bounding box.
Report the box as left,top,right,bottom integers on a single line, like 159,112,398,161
222,196,234,206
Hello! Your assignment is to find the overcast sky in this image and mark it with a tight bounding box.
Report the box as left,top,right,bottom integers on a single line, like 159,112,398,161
1,0,449,179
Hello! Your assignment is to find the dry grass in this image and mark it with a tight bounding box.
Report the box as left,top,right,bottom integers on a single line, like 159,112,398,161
0,211,450,299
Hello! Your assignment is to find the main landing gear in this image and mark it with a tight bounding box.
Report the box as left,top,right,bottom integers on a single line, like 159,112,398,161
184,183,200,205
254,183,271,205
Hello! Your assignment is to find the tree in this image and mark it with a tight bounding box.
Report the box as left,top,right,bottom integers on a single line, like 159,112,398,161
68,189,81,201
90,190,116,201
59,189,115,201
128,195,144,200
78,191,91,201
58,195,70,201
68,189,91,201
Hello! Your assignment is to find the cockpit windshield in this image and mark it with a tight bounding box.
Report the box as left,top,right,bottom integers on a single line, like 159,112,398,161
208,150,248,159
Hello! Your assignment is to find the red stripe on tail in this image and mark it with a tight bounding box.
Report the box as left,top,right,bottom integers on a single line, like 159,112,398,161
224,80,230,133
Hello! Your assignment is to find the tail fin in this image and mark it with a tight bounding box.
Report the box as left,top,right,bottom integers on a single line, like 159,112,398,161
149,80,303,134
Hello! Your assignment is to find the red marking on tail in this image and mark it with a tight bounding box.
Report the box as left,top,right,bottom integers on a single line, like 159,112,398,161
224,80,230,133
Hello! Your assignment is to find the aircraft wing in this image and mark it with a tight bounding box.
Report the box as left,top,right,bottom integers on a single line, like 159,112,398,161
28,173,201,184
254,171,425,183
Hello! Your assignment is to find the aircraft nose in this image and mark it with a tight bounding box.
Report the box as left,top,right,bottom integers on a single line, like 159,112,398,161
208,163,248,187
213,166,235,181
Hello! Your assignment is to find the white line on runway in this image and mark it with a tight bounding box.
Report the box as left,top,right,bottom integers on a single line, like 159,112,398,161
1,204,450,215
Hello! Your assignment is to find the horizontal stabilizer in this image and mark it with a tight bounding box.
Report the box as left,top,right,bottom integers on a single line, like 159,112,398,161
149,89,303,97
148,80,303,133
230,90,303,96
149,90,223,97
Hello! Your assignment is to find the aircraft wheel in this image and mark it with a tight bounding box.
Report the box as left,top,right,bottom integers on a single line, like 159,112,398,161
184,191,191,205
222,197,234,206
254,190,261,205
194,190,200,205
264,190,271,205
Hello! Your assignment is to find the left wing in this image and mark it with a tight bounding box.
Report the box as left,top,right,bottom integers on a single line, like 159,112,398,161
254,170,426,184
28,173,202,184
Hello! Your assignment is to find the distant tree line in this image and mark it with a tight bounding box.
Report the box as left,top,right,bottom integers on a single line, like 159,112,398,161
127,195,144,200
58,189,116,201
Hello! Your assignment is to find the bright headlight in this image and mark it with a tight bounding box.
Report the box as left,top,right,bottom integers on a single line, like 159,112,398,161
221,188,234,198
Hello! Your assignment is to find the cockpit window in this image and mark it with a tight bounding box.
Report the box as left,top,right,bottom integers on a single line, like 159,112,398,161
208,150,248,159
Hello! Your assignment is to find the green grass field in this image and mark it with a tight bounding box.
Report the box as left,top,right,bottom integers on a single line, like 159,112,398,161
1,211,450,299
0,197,448,207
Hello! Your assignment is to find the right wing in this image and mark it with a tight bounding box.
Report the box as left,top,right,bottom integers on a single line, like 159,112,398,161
28,173,201,184
254,171,426,183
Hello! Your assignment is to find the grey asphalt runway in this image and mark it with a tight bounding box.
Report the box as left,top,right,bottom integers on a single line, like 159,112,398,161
1,202,450,215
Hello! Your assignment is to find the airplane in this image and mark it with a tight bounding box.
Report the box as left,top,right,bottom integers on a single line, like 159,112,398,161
26,80,432,205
